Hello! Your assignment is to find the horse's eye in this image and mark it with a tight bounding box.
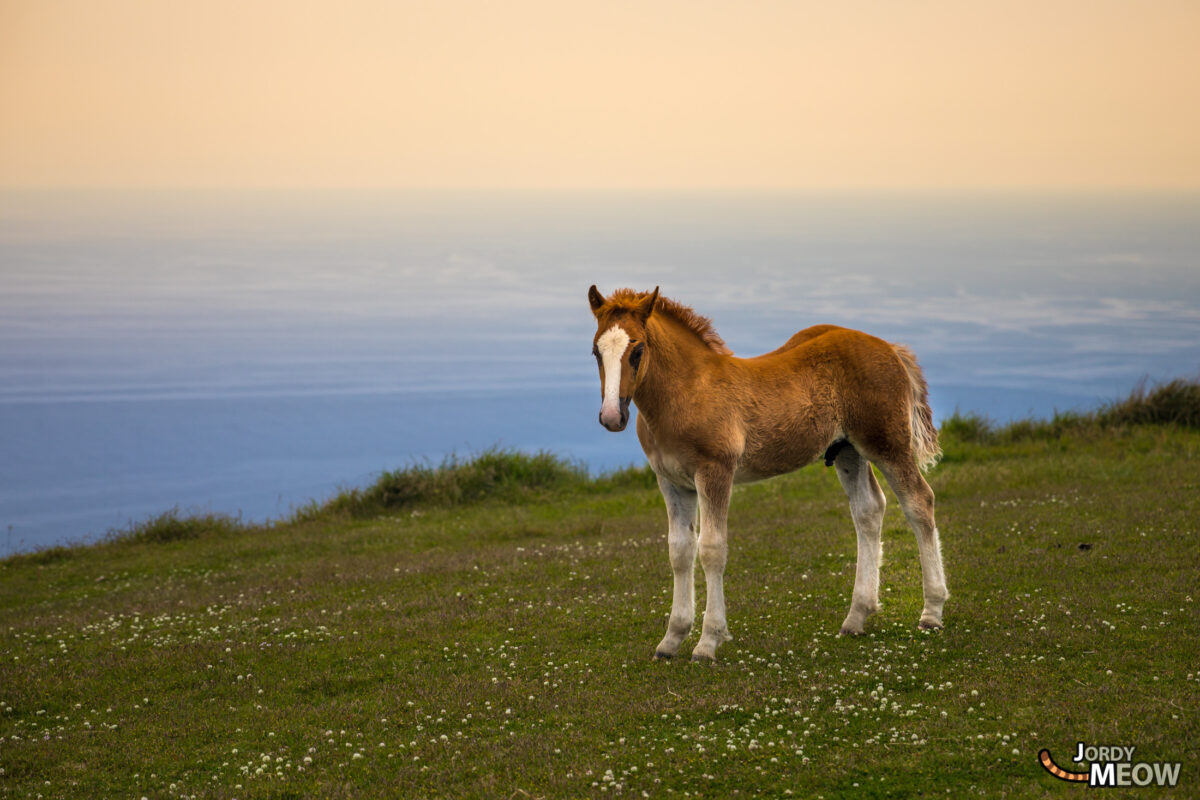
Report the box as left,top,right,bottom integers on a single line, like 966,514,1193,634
629,343,644,371
592,344,600,360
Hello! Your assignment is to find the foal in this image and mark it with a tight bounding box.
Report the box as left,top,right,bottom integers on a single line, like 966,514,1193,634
588,285,947,662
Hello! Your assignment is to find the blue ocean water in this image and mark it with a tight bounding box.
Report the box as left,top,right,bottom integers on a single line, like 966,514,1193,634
2,190,1198,555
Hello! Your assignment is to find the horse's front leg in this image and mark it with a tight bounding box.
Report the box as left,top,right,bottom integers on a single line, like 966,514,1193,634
692,466,734,663
654,476,699,660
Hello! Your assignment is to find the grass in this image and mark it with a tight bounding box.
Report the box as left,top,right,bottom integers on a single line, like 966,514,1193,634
940,376,1200,446
2,383,1198,798
294,449,602,521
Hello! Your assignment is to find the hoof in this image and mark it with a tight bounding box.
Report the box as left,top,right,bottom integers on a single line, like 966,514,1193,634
690,652,716,664
838,626,864,636
917,619,943,631
653,650,673,661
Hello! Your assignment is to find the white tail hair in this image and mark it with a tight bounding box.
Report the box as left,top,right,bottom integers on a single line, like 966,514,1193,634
892,344,941,472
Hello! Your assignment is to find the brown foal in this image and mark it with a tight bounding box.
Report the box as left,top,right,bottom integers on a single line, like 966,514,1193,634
588,285,947,662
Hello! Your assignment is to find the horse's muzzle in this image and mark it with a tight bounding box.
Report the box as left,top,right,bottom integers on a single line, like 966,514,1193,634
599,397,631,431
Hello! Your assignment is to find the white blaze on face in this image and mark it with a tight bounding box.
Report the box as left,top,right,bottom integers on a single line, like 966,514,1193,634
596,324,631,423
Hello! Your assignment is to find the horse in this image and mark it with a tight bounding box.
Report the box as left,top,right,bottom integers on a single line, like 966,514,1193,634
587,285,948,662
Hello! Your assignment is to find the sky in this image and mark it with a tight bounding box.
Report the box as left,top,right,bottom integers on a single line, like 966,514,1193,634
2,0,1199,190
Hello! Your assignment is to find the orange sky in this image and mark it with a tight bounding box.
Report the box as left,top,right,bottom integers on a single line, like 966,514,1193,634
2,0,1198,190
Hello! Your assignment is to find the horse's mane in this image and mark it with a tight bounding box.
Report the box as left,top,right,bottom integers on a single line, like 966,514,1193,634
608,289,733,355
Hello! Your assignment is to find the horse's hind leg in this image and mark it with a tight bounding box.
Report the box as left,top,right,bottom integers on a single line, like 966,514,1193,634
835,446,886,635
877,459,949,630
653,475,699,660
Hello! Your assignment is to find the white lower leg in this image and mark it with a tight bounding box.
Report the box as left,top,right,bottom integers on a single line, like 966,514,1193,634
655,479,698,659
916,526,948,628
836,452,885,635
880,463,948,631
690,468,733,662
840,529,882,635
655,526,696,657
692,542,730,661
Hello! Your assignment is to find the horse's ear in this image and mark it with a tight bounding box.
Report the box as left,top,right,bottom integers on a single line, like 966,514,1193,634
588,285,606,316
636,286,659,322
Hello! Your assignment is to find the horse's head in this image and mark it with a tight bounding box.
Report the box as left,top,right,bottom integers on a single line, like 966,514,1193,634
588,284,658,432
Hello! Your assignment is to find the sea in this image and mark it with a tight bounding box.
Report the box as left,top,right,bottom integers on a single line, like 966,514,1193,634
2,190,1198,555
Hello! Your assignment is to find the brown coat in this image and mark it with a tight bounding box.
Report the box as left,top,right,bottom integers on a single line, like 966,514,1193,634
589,285,948,661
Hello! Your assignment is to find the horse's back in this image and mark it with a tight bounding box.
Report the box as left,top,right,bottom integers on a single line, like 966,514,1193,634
752,325,899,375
738,324,914,463
758,324,846,357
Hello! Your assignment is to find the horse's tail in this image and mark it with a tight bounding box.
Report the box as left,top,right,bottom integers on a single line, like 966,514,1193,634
892,344,941,472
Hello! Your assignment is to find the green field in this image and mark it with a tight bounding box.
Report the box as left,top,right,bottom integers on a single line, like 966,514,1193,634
2,400,1198,798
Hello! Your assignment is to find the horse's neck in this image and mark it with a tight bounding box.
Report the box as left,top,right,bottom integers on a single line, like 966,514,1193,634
635,316,719,425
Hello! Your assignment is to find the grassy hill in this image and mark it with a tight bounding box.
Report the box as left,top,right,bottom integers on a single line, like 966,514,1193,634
2,382,1198,798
